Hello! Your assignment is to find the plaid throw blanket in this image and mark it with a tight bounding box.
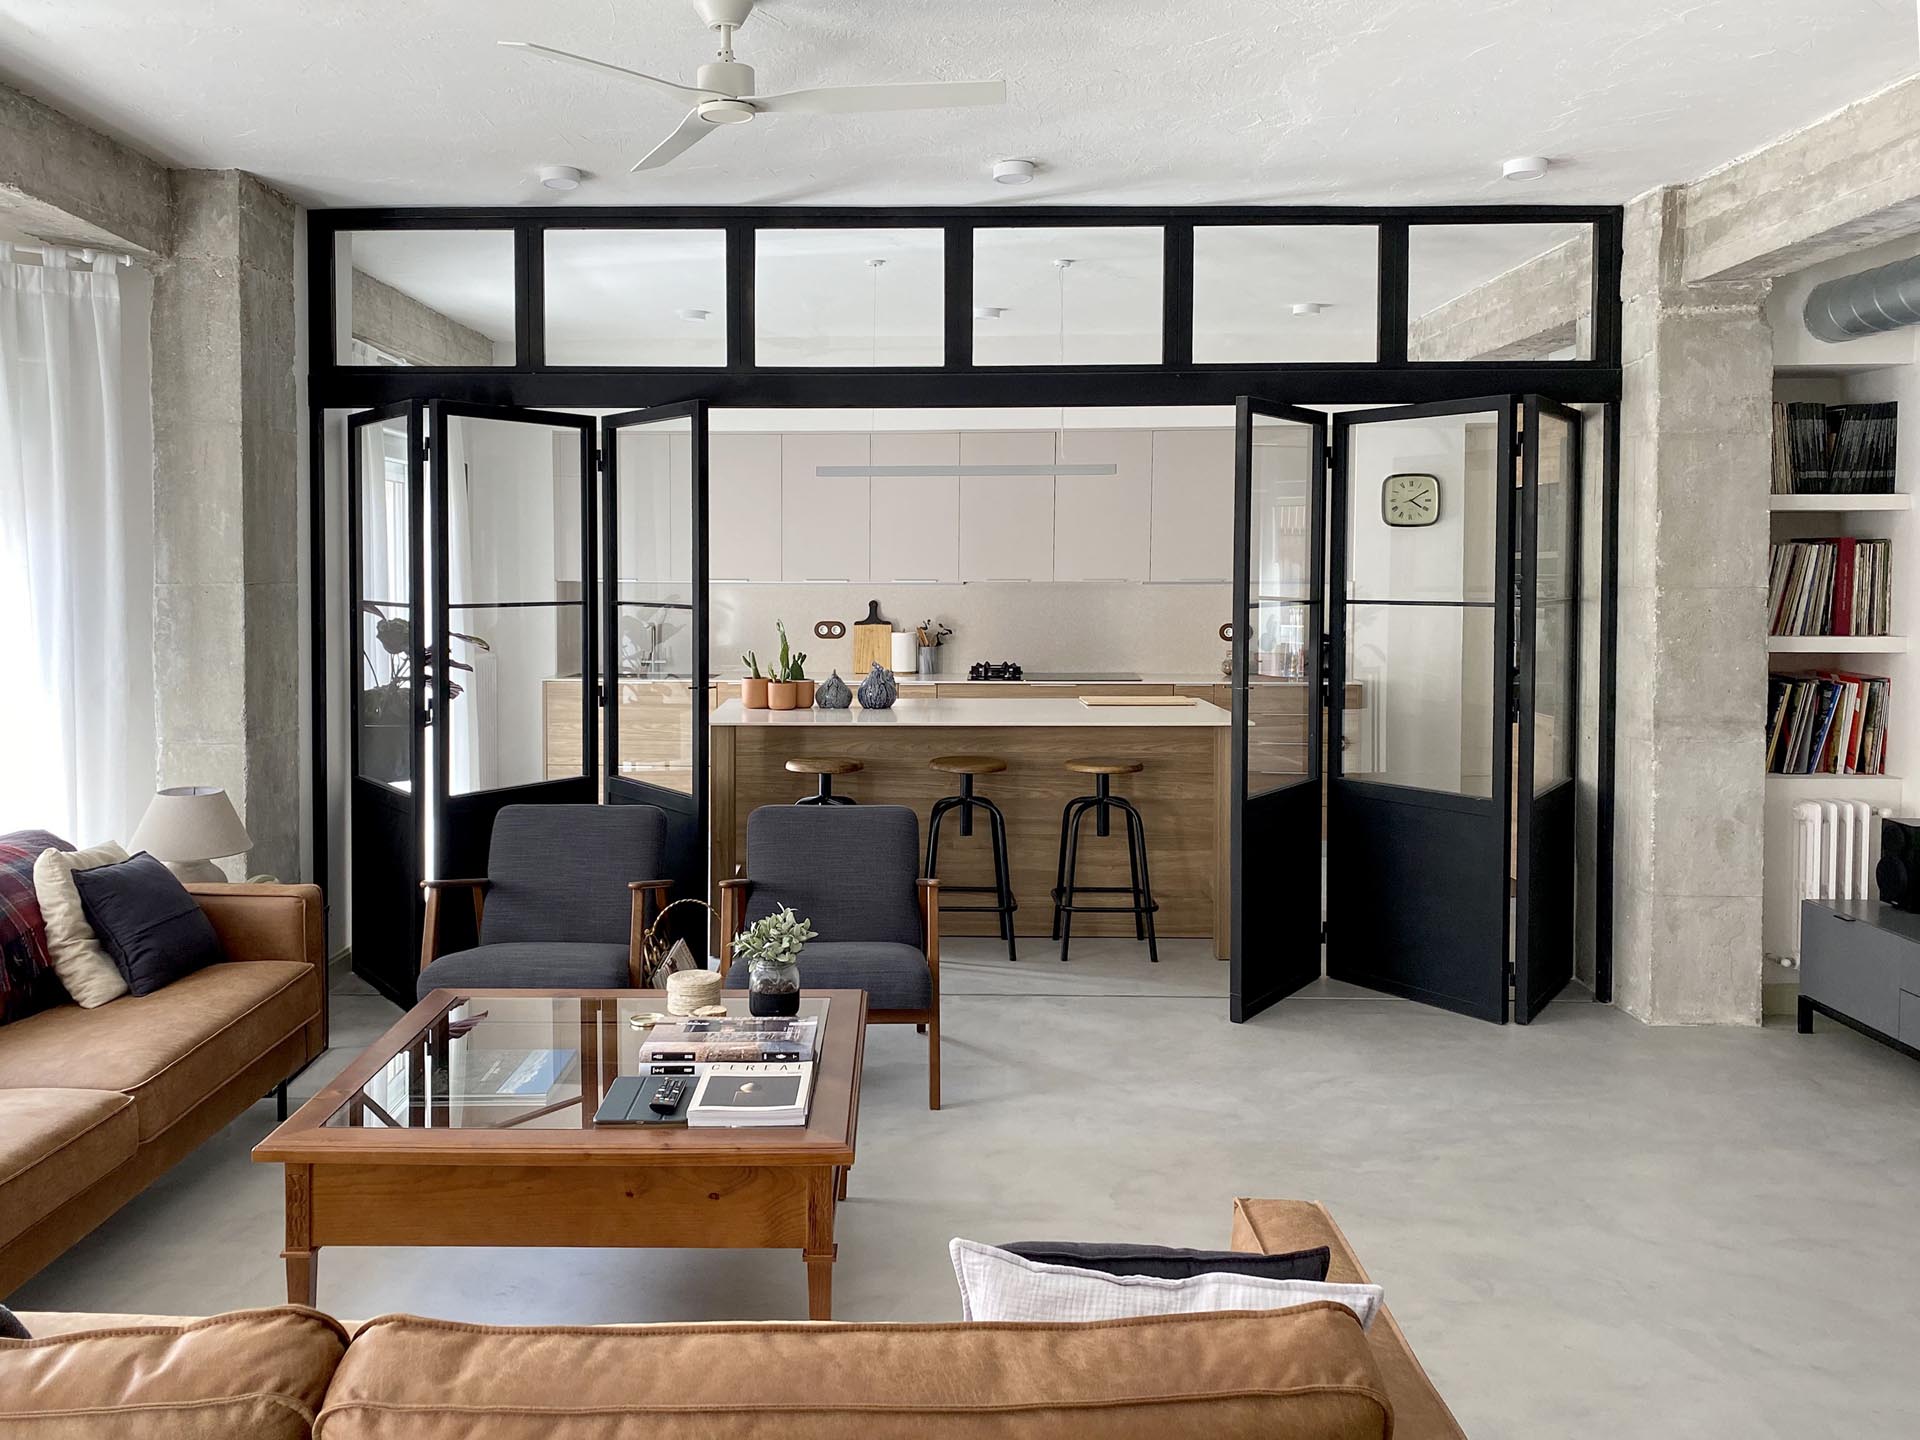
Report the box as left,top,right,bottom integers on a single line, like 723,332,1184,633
0,829,74,1025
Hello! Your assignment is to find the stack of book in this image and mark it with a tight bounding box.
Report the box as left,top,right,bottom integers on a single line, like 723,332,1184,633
1771,401,1898,495
687,1064,813,1127
634,1014,823,1127
1766,671,1890,775
1767,538,1891,636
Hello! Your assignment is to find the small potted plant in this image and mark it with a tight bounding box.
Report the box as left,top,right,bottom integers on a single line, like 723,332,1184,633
781,620,815,707
733,905,815,1016
741,651,768,709
767,622,806,710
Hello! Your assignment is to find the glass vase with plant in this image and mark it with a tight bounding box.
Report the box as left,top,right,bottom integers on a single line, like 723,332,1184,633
740,649,768,708
358,603,489,783
733,905,815,1016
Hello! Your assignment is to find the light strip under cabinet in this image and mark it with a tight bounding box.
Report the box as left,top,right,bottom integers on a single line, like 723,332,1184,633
815,464,1119,478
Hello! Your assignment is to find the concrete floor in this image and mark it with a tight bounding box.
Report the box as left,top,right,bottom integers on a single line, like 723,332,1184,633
13,939,1920,1438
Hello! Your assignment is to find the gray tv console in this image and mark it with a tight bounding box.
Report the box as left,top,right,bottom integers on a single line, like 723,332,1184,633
1799,897,1920,1060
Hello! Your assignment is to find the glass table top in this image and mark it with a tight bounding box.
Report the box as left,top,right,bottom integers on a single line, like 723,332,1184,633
322,994,832,1132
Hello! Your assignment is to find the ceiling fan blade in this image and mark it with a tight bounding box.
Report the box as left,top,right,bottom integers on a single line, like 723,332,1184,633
750,79,1005,115
499,41,719,104
631,110,715,172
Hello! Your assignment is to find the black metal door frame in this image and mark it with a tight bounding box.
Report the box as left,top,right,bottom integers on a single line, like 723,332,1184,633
1325,396,1521,1023
1230,397,1330,1022
600,401,711,932
427,400,599,889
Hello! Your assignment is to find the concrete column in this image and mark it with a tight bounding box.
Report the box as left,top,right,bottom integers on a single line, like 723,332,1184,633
151,170,301,879
1612,188,1772,1024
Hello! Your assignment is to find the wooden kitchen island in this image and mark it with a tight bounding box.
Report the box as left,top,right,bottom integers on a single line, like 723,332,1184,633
711,696,1231,954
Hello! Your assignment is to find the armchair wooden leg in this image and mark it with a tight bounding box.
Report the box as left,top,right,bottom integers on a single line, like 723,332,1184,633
915,1023,927,1034
927,1016,941,1111
836,1165,849,1201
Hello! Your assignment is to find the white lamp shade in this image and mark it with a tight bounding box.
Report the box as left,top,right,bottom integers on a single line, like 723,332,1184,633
130,787,252,863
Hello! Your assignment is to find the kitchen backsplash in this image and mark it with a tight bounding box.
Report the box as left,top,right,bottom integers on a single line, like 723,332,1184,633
712,582,1232,679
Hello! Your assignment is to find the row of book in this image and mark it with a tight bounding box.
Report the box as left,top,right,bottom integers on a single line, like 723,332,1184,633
1766,671,1890,776
1767,538,1891,637
1771,401,1898,495
639,1015,820,1126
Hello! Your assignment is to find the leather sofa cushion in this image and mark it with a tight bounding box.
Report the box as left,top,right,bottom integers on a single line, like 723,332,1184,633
0,1089,138,1247
0,962,317,1141
315,1307,1392,1439
0,1307,348,1439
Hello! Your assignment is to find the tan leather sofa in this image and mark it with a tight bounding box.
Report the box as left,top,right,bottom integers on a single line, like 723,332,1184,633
4,1199,1468,1438
0,883,327,1298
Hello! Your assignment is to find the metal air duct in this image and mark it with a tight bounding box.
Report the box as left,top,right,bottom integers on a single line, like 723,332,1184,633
1804,253,1920,342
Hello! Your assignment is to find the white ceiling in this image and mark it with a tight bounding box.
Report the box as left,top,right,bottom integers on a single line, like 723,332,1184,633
0,1,1913,211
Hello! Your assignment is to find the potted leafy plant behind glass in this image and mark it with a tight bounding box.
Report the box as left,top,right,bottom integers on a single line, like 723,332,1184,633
358,603,488,783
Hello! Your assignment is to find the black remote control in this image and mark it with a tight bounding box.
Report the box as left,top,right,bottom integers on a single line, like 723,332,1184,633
649,1078,689,1115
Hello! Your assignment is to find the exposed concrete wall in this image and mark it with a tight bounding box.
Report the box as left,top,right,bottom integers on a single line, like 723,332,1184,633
152,171,302,880
1613,187,1771,1025
1409,232,1593,362
0,81,169,255
349,268,493,366
1687,73,1920,283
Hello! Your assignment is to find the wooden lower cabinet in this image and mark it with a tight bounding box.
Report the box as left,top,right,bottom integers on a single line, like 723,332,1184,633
543,678,696,794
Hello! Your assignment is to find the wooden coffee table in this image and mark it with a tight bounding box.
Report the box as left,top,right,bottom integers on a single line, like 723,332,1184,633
253,988,865,1319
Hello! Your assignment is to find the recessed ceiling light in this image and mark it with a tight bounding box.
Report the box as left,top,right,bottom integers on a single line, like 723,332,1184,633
676,307,711,322
993,158,1037,185
1290,302,1328,316
1501,155,1550,182
973,305,1006,319
537,164,584,191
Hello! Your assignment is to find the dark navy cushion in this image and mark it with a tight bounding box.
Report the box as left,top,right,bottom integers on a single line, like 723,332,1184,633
742,805,921,947
998,1240,1332,1284
416,942,633,1002
481,804,667,947
724,940,930,1011
70,853,224,997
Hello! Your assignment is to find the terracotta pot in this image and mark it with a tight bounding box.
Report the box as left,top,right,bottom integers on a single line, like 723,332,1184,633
767,680,799,711
794,679,816,708
742,677,769,708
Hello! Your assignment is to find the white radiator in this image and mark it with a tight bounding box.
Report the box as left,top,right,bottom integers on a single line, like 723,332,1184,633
1791,800,1887,956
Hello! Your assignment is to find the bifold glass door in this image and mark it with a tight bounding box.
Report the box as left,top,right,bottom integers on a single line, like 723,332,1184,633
601,402,709,934
1229,394,1581,1026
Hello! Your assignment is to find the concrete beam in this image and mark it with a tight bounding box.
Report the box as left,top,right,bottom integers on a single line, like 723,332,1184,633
1685,73,1920,284
0,81,169,255
350,269,494,366
1409,232,1593,362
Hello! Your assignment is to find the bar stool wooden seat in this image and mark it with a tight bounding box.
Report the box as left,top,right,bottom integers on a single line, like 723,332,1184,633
1051,758,1158,963
925,754,1017,962
787,756,862,805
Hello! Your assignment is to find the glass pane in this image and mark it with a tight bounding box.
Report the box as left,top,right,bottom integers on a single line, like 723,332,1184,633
1345,412,1503,603
356,417,414,789
1407,223,1593,362
1532,409,1576,791
544,229,726,366
337,230,514,366
755,229,943,366
1195,226,1377,362
973,227,1162,365
1345,602,1495,798
1247,414,1318,797
612,417,696,795
1248,602,1314,796
442,414,587,795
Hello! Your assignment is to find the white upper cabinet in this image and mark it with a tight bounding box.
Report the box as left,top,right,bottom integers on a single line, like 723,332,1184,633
1054,430,1152,581
708,433,783,583
868,432,960,583
781,432,871,583
1150,429,1235,582
958,431,1056,581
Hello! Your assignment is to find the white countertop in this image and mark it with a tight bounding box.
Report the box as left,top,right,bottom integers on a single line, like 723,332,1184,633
712,697,1230,728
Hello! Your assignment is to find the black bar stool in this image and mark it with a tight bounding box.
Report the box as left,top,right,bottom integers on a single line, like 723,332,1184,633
788,756,861,805
1050,759,1158,963
925,754,1018,963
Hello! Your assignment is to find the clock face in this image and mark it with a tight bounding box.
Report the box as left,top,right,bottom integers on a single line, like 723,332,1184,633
1381,472,1440,527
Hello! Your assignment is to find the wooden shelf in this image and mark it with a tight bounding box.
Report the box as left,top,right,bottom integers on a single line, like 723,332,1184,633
1769,494,1910,513
1767,634,1907,654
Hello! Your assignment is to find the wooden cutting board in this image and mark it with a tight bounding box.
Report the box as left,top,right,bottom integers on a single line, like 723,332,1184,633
852,599,894,677
1079,695,1199,707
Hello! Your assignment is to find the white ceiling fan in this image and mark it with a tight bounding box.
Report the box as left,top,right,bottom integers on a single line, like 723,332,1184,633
502,0,1007,173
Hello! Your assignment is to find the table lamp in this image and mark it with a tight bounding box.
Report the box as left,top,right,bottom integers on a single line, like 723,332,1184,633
130,786,252,883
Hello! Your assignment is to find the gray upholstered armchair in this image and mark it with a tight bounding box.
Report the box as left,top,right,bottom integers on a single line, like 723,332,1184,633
416,804,671,1002
719,804,941,1110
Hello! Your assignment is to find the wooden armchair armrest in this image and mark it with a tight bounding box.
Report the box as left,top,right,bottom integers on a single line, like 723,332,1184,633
918,877,940,989
419,878,490,977
717,877,752,979
627,880,674,987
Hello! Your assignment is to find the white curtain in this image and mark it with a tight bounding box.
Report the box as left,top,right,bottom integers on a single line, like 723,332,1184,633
0,245,155,844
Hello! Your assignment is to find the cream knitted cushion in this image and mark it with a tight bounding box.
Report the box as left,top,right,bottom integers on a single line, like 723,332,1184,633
33,841,131,1007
